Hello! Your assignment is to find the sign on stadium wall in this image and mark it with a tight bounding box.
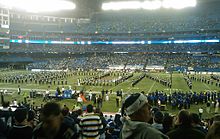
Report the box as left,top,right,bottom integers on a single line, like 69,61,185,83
31,69,68,72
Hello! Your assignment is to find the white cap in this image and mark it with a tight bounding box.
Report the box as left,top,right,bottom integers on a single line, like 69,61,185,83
125,93,148,116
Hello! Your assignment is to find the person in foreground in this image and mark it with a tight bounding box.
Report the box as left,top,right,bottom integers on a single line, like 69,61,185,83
166,110,205,139
8,107,33,139
32,102,78,139
120,93,169,139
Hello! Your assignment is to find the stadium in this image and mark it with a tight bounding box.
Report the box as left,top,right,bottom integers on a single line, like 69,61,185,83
0,0,220,139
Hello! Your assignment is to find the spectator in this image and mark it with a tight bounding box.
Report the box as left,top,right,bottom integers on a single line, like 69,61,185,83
120,93,168,139
105,127,115,139
212,114,220,125
70,109,82,125
79,104,103,139
94,109,107,139
206,101,211,114
32,102,77,139
12,99,18,106
107,115,113,123
152,111,164,132
108,114,122,139
207,114,220,129
206,122,220,139
61,106,78,138
27,110,36,129
97,95,103,109
0,118,7,139
190,113,207,134
167,110,206,139
0,101,13,129
162,114,174,134
8,107,33,139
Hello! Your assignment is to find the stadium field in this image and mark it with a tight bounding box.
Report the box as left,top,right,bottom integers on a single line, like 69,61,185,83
0,70,219,118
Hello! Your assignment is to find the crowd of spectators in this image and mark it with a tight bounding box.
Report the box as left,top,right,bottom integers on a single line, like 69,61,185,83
0,100,122,139
27,58,70,70
1,2,220,138
23,53,220,72
4,8,220,73
0,92,220,139
9,5,220,34
5,43,220,56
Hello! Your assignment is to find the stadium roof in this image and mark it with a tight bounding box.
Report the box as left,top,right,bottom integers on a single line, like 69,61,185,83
5,0,100,18
4,0,220,18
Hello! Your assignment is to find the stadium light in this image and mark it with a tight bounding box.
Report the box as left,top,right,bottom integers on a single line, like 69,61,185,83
102,1,141,11
102,0,196,11
0,0,76,13
142,0,162,10
162,0,197,9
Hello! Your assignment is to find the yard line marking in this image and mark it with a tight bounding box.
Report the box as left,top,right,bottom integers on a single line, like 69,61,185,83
203,83,211,90
148,81,156,93
0,87,55,92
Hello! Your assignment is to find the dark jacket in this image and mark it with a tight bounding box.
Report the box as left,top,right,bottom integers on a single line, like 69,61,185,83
167,125,205,139
32,121,78,139
0,119,7,139
8,125,33,139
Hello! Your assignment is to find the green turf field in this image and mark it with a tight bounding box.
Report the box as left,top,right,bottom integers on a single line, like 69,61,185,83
0,70,219,118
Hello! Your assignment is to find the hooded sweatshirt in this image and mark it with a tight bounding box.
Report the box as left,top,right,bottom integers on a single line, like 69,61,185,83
120,119,169,139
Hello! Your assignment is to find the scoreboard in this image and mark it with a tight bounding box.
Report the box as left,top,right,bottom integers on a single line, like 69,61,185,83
0,7,10,49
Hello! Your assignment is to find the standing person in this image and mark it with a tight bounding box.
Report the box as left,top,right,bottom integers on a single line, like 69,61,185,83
116,97,120,107
116,91,121,108
88,90,92,101
61,106,78,138
62,86,65,95
206,122,220,139
27,110,36,129
101,89,105,101
97,95,103,109
0,90,4,104
0,101,13,129
190,113,207,134
43,90,47,102
120,89,123,100
94,109,107,139
167,110,205,139
152,111,164,132
79,104,103,139
206,101,211,114
198,107,204,120
106,94,109,101
18,85,21,95
162,115,174,134
45,89,50,101
13,99,18,106
32,102,77,139
120,93,168,139
214,100,219,114
77,94,83,107
77,79,80,86
8,107,33,139
56,87,61,95
93,93,97,105
0,118,7,139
